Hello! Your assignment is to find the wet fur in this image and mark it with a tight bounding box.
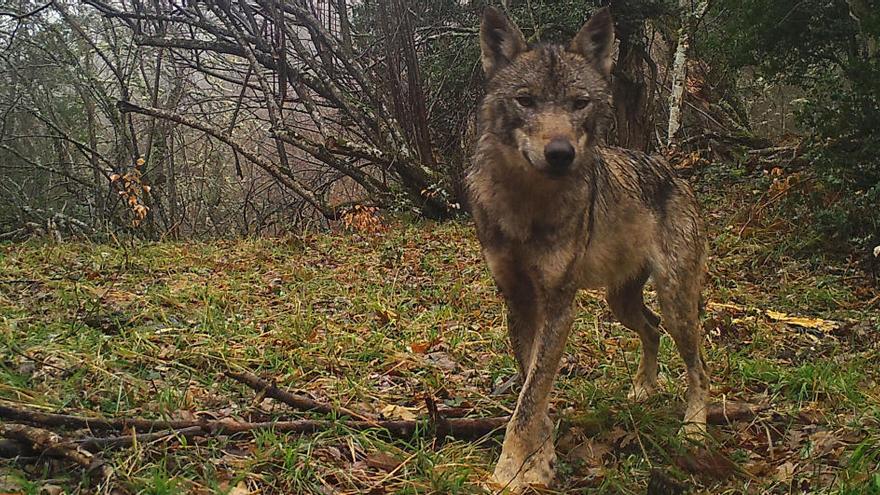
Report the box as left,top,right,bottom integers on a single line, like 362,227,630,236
468,7,709,491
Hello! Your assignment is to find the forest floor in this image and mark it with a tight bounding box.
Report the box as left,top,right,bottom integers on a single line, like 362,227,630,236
1,161,879,494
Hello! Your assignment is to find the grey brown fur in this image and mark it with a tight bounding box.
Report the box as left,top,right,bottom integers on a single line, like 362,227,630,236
467,7,709,491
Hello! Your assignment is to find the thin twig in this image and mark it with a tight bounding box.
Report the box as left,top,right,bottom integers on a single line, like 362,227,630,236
225,370,373,421
76,426,206,450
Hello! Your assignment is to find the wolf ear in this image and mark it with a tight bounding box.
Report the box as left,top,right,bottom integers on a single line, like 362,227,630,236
480,7,527,78
569,7,615,78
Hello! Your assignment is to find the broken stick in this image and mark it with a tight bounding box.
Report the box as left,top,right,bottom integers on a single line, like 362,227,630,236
0,403,509,445
225,370,372,421
0,404,205,432
1,401,767,457
0,423,113,481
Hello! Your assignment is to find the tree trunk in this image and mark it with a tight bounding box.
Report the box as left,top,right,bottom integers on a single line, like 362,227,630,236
335,0,352,54
396,0,435,167
667,0,710,145
847,0,878,58
612,18,651,151
667,20,689,143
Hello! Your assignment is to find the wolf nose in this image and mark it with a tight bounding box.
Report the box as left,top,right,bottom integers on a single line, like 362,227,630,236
544,139,575,170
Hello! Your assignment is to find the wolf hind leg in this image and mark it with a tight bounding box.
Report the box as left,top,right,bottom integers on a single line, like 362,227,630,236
655,265,709,439
606,272,661,401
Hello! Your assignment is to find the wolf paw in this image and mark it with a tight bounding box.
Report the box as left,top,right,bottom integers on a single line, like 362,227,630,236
627,380,656,402
679,404,708,442
490,444,556,493
490,417,557,493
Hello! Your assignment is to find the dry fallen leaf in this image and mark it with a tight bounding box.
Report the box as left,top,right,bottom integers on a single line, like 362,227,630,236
707,301,745,312
409,336,441,354
410,341,431,354
425,351,457,371
228,481,252,495
774,460,797,482
41,484,64,495
569,439,612,467
674,448,738,481
380,404,418,421
375,306,398,325
365,451,402,472
765,310,838,332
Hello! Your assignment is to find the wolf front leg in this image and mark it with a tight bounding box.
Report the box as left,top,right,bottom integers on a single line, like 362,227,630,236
491,289,575,492
504,278,540,377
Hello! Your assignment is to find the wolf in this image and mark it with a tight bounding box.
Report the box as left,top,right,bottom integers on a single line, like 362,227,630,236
466,7,709,491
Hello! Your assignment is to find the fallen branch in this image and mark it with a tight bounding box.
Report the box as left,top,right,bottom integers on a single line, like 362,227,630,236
225,370,372,421
28,416,508,450
76,426,207,451
1,403,509,444
0,438,32,458
204,416,509,440
69,417,507,452
0,423,113,481
2,399,766,454
0,404,205,432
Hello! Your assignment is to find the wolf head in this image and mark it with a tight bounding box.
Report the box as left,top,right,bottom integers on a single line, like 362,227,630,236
478,7,614,178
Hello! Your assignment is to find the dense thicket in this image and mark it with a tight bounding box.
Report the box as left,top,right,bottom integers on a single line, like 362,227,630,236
0,0,876,254
702,0,879,250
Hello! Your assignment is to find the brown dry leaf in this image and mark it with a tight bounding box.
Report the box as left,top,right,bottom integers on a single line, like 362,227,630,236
745,459,774,477
228,481,253,495
677,151,704,170
765,310,838,332
425,351,457,371
410,336,441,354
410,341,431,354
41,484,64,495
569,439,611,467
375,306,398,325
674,448,738,481
380,404,418,421
365,451,402,472
707,301,745,312
774,460,797,482
810,430,842,457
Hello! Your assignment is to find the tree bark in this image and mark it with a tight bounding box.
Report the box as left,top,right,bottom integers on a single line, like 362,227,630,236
667,0,711,145
611,5,652,151
847,0,878,58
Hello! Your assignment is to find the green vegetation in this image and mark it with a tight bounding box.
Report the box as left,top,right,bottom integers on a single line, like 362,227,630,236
703,0,880,251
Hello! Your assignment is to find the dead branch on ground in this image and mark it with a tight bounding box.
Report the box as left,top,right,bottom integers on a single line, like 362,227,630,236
225,369,372,421
0,423,113,481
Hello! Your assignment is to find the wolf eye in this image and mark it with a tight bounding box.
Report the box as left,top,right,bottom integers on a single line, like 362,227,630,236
514,95,536,108
573,98,591,110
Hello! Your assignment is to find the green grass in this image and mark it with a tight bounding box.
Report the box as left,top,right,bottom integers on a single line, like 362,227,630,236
1,163,879,493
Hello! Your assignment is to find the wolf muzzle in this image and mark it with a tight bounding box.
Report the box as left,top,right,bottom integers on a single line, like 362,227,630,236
544,138,575,173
